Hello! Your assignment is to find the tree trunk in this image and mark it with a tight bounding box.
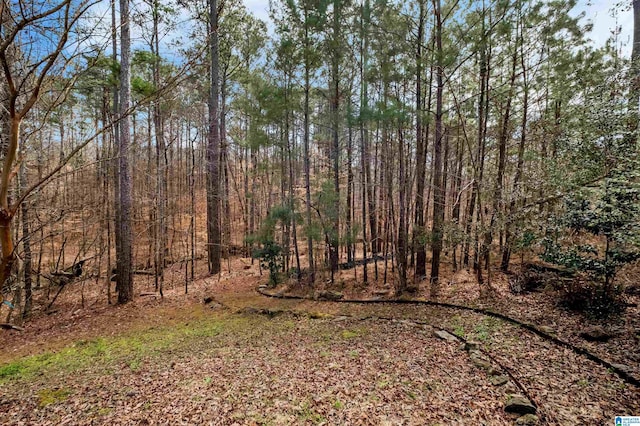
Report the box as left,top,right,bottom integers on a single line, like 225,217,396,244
429,0,445,297
206,0,221,275
303,5,315,284
359,0,370,284
328,0,341,278
152,0,166,296
482,40,517,280
20,160,32,318
116,0,134,304
502,17,528,271
413,0,427,282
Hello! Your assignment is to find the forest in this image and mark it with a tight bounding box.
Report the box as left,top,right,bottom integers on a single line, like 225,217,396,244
0,0,639,424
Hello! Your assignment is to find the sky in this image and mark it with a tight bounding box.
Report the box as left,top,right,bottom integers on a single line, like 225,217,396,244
77,0,634,64
573,0,634,55
242,0,635,57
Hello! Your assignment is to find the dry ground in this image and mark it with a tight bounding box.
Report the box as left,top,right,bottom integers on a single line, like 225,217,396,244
0,256,638,425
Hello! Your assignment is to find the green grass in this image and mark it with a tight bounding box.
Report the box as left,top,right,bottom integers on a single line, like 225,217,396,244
0,314,234,384
473,317,501,342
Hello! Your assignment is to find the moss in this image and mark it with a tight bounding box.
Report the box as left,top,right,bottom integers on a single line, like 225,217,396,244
38,388,71,407
0,315,229,384
341,328,363,339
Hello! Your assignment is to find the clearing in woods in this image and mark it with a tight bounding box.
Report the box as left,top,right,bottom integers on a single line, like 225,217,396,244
0,258,639,425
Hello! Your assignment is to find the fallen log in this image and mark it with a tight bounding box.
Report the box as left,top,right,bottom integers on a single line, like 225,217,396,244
256,286,640,388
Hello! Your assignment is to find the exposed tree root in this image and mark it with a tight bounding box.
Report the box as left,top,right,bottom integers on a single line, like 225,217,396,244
242,295,543,422
256,286,640,388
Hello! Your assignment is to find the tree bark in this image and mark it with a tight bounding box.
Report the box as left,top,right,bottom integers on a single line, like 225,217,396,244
429,0,445,296
19,160,32,318
303,4,315,284
116,0,134,304
413,0,427,282
328,0,341,278
207,0,221,275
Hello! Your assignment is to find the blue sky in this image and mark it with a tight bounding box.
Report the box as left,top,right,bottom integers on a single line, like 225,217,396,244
573,0,634,54
242,0,635,56
81,0,634,60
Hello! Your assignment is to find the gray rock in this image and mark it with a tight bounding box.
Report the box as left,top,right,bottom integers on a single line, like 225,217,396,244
469,351,492,371
505,395,536,415
515,414,539,425
434,330,459,342
489,375,509,386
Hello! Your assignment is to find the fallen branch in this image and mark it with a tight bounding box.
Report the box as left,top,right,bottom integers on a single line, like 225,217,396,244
0,323,24,331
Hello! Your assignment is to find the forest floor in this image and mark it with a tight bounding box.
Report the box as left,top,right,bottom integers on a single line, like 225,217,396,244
0,256,639,425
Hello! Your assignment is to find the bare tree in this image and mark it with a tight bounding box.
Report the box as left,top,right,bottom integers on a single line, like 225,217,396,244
0,0,96,290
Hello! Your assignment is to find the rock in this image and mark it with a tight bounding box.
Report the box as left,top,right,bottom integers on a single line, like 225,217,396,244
579,325,612,342
315,290,344,301
505,395,536,415
490,375,509,386
333,315,349,322
373,289,392,297
515,414,539,425
470,351,492,371
464,341,481,352
434,330,459,342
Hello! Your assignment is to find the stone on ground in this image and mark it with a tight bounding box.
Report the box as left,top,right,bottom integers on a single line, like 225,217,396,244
505,394,536,415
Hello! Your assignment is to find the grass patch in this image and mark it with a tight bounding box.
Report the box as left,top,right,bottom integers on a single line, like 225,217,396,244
472,317,501,342
0,314,235,384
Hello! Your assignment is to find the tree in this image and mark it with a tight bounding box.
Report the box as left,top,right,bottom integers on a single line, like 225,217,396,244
0,0,96,291
115,0,134,303
413,0,428,282
207,0,222,274
630,0,640,143
429,0,445,296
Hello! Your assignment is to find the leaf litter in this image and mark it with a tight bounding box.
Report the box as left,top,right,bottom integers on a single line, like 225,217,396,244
0,260,638,425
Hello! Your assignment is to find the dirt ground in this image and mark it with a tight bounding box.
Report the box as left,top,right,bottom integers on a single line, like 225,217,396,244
0,256,639,425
